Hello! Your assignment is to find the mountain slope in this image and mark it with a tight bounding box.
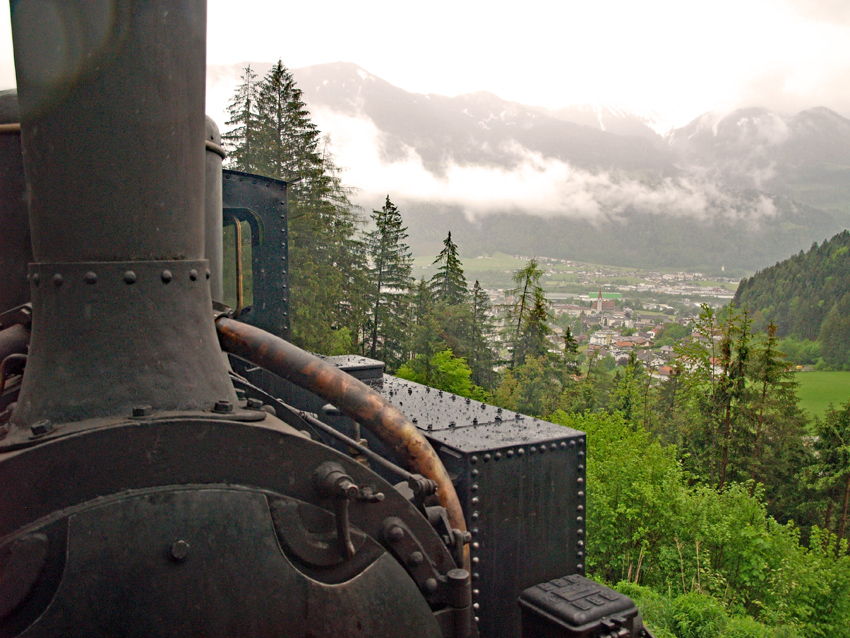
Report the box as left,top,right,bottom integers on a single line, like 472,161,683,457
733,230,850,340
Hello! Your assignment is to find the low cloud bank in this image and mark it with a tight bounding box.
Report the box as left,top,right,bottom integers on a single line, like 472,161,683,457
313,108,777,225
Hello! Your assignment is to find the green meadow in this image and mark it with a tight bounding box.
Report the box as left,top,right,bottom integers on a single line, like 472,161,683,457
795,370,850,419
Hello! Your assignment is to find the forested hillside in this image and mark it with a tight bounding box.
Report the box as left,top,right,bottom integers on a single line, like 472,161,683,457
734,230,850,368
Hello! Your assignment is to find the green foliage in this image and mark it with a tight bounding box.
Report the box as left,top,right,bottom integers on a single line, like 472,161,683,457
504,258,552,368
671,592,728,638
429,231,468,305
818,292,850,369
396,349,486,399
551,410,850,636
223,60,366,355
734,229,850,342
364,196,413,369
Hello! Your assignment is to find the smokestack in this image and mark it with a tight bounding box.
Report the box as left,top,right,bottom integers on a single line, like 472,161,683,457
9,0,236,426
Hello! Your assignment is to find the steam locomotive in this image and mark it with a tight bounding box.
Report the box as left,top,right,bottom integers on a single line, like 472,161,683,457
0,2,652,636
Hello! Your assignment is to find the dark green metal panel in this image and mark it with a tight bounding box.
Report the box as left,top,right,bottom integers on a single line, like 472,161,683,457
222,170,291,341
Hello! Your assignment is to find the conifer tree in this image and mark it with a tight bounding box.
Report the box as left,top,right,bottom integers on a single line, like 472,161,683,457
429,232,467,305
365,196,413,369
469,280,497,388
223,60,365,354
222,65,260,172
505,258,549,368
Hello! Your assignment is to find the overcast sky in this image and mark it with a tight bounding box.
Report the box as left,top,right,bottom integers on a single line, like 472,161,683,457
1,0,849,125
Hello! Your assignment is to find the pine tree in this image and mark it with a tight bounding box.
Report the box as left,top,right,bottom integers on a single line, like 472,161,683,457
504,258,549,369
365,196,413,369
222,65,260,172
429,232,467,305
224,61,365,354
469,280,497,388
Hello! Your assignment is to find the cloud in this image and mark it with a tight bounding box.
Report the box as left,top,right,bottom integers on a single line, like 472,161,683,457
311,107,778,227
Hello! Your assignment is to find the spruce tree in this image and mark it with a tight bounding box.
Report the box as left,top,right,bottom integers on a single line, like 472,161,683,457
504,258,549,368
224,61,366,354
222,65,260,172
365,196,413,369
469,280,497,388
429,232,467,305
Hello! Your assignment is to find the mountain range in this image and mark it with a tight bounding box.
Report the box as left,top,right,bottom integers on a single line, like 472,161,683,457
207,62,850,275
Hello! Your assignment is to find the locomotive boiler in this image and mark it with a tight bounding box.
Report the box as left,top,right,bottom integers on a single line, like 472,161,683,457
0,1,653,636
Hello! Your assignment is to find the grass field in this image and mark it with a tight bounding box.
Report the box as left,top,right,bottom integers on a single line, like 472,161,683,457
795,371,850,419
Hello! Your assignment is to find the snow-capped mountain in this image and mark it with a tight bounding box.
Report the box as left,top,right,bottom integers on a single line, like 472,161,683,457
206,61,850,273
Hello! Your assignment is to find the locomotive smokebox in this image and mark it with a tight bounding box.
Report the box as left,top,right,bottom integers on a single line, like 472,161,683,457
9,0,236,426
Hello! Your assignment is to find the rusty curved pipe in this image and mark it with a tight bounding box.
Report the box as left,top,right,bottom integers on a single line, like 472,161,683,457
215,316,468,560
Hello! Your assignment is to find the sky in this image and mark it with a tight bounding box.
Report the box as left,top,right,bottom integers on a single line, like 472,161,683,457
1,0,848,229
1,0,849,124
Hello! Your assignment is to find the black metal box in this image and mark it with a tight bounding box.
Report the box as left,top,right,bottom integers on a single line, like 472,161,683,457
519,575,642,638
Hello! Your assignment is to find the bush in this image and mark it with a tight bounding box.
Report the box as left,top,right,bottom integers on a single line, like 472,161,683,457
613,581,674,637
722,616,774,638
671,592,728,638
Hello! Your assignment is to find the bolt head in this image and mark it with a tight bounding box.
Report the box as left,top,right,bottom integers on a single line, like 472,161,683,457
171,539,190,562
387,525,405,543
422,578,438,594
213,400,233,414
123,270,137,284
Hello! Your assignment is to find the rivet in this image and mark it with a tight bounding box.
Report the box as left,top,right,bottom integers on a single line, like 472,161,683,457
578,464,585,471
578,505,585,511
471,483,478,492
409,551,424,566
422,578,438,594
471,512,479,521
577,516,584,523
472,542,480,550
53,273,63,287
577,477,584,485
32,273,40,286
577,529,584,536
471,469,478,477
471,528,479,537
123,270,137,284
483,454,491,463
507,449,514,458
171,539,190,562
539,445,545,454
530,446,537,454
577,540,585,547
473,603,480,611
576,563,584,571
388,525,405,543
206,270,211,279
578,491,585,498
84,271,98,284
472,556,479,564
470,455,478,465
161,269,172,283
189,269,198,281
560,442,567,449
577,550,584,558
473,589,480,597
494,451,502,460
472,572,480,581
471,497,479,506
517,448,525,456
